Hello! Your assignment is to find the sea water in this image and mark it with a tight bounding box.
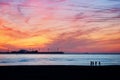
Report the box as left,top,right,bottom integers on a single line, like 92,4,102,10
0,54,120,66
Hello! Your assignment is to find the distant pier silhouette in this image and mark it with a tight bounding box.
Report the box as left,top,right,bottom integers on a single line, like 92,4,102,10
0,48,64,54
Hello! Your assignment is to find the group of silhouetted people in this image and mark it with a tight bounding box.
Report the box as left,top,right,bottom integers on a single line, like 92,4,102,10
90,61,101,66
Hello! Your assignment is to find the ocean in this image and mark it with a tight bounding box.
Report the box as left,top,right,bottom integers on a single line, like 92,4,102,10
0,54,120,66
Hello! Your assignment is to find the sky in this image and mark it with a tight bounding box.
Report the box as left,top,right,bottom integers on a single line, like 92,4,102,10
0,0,120,53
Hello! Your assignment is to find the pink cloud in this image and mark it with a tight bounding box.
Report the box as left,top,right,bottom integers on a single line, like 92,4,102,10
1,25,29,39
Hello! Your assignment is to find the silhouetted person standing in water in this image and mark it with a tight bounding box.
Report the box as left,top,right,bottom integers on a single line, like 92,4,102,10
90,61,93,66
95,61,97,66
90,61,94,66
98,61,101,66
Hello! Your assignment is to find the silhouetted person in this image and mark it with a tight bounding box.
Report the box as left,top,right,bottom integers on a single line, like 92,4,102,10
95,61,97,66
92,61,93,66
98,61,101,66
90,61,94,66
90,61,93,66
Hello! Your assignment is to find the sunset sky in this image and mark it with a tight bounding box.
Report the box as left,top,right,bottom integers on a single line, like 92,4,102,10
0,0,120,53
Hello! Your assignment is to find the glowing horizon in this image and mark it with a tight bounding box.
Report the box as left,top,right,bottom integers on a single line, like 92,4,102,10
0,0,120,53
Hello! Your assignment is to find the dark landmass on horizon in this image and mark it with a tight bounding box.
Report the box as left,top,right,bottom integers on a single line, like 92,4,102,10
0,52,120,54
0,52,64,54
0,49,120,54
0,49,64,54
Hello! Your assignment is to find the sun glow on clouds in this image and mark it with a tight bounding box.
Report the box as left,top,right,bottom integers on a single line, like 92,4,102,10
0,0,120,53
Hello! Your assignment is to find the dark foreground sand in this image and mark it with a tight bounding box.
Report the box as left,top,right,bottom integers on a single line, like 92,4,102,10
0,65,120,80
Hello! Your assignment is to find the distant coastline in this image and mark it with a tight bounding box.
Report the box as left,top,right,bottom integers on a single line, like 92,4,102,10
0,52,64,54
0,52,120,54
0,49,64,54
0,49,120,54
